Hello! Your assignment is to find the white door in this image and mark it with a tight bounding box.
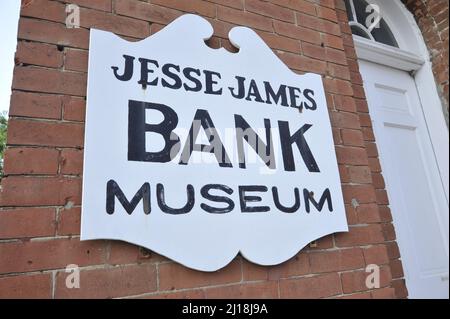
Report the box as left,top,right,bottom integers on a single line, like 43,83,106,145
360,60,449,299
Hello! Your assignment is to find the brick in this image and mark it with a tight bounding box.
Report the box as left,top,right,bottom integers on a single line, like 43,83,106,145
115,0,182,24
331,111,360,132
108,241,167,265
368,157,381,173
0,274,52,298
152,0,216,18
347,166,372,183
302,42,326,60
345,204,358,225
280,273,342,298
0,208,56,239
386,242,401,260
335,225,385,247
13,66,86,96
277,51,327,74
317,5,338,22
242,259,270,281
256,31,301,53
389,259,404,279
58,207,81,236
142,289,206,299
58,0,112,11
9,91,62,120
309,248,365,273
16,41,63,68
271,0,316,15
273,20,322,44
341,266,391,294
332,95,356,112
206,0,243,10
21,0,66,23
297,13,341,36
205,281,279,298
60,149,83,175
382,223,396,241
18,18,89,49
338,291,372,299
371,287,396,299
376,189,390,205
245,0,295,23
356,203,382,223
306,234,334,250
63,96,86,122
3,147,59,175
322,33,345,50
335,146,369,165
378,205,392,223
55,264,157,298
217,5,273,32
363,245,389,266
0,238,106,274
78,7,150,39
324,78,353,96
372,173,386,189
159,259,241,290
65,49,88,72
267,252,310,279
326,47,347,65
341,129,364,146
7,119,84,147
391,279,408,298
0,176,81,206
327,63,351,81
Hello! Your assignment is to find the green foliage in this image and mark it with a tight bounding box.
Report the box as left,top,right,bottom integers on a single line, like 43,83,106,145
0,111,8,178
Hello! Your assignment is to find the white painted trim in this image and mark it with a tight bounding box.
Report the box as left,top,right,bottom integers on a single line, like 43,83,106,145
354,36,424,71
354,0,449,202
354,0,450,298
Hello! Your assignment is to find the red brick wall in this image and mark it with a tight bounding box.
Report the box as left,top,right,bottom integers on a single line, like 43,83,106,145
402,0,449,125
0,0,406,299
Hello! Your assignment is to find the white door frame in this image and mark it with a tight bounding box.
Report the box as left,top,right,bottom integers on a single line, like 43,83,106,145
353,0,449,297
353,0,449,203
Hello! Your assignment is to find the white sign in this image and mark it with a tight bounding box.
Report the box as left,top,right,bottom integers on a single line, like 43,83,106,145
81,14,348,271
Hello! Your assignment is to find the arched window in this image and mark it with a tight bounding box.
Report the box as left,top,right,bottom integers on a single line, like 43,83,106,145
344,0,399,47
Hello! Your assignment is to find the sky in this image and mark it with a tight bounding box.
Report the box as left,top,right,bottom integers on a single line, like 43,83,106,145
0,0,21,114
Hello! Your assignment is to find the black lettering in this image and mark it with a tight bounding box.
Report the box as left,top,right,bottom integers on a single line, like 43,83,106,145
228,76,246,99
239,185,270,213
203,70,222,95
179,109,232,167
245,79,264,103
106,179,150,215
128,100,180,162
303,89,317,110
156,183,195,214
234,115,275,169
161,63,182,89
183,67,202,92
200,184,234,214
303,188,333,213
264,81,289,107
278,122,320,172
138,58,159,87
272,187,300,213
111,54,135,81
288,86,303,111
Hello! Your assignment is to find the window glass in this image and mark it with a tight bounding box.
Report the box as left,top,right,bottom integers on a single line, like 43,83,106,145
344,0,399,48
